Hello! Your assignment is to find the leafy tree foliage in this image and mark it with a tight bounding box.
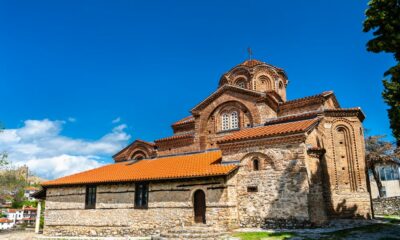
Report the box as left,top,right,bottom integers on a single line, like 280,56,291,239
365,135,399,197
363,0,400,145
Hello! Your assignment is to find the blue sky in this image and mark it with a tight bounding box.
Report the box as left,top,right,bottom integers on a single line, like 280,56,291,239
0,1,395,179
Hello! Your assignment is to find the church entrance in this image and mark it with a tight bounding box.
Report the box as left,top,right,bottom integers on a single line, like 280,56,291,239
193,190,206,224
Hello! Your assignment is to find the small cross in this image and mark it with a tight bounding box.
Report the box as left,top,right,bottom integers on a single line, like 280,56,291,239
247,47,253,60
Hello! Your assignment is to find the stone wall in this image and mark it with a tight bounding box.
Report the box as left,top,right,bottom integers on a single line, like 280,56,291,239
44,177,237,237
221,141,314,228
372,197,400,215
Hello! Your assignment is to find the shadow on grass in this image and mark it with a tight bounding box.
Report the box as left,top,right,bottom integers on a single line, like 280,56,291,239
320,223,398,240
232,232,297,240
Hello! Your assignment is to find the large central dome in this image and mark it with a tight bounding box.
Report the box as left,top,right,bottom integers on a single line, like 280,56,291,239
219,59,288,101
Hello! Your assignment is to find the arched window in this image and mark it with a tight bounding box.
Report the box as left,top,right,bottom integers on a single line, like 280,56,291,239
222,113,229,131
231,111,239,129
253,159,260,171
236,80,246,88
279,81,283,90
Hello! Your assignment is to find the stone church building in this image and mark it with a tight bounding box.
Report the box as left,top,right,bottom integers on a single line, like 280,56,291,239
39,59,372,237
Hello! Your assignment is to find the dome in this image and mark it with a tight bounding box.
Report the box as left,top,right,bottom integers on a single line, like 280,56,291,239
218,58,288,101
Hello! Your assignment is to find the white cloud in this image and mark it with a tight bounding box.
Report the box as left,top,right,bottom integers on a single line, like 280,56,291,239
67,117,77,122
112,117,121,124
0,119,131,180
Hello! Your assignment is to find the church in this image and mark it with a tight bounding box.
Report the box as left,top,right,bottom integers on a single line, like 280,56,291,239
38,59,372,237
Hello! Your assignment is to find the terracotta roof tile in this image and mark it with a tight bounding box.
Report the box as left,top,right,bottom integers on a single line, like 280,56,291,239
25,186,39,191
0,218,12,223
279,91,339,110
42,151,237,187
155,133,194,143
219,118,319,143
172,116,195,126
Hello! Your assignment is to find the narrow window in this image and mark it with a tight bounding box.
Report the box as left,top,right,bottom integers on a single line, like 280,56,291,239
231,111,239,129
247,186,258,192
222,113,229,131
85,186,96,209
135,182,149,209
253,159,260,171
279,81,283,90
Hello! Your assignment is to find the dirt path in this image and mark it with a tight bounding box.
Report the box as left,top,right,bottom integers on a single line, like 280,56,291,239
0,230,38,240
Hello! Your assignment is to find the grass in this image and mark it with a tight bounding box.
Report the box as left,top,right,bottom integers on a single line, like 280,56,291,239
383,215,400,223
232,232,297,240
320,223,393,239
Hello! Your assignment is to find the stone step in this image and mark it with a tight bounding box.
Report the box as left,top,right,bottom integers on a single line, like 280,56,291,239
166,228,225,234
161,232,226,238
157,225,228,240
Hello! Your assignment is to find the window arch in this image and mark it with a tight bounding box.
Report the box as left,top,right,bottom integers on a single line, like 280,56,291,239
220,110,240,131
236,80,246,88
231,111,239,129
235,77,247,89
259,75,273,90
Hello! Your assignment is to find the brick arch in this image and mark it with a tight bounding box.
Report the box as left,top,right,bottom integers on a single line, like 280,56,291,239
226,68,252,85
330,119,361,192
240,152,277,171
199,99,260,133
127,146,152,160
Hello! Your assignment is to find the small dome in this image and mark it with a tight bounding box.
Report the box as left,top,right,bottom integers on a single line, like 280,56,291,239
240,59,264,68
218,58,288,101
219,59,287,87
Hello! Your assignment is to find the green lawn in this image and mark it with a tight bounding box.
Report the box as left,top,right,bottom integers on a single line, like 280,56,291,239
232,232,297,240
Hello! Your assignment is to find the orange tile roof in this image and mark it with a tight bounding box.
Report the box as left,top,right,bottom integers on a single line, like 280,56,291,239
0,218,12,223
219,118,319,143
42,151,237,187
155,133,194,143
172,116,195,126
25,186,39,191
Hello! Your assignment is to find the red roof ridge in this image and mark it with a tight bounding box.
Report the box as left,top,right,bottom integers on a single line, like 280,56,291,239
155,133,194,142
172,116,195,126
218,118,320,144
265,111,322,125
282,91,334,105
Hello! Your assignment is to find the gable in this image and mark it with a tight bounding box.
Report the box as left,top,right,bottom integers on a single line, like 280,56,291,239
113,139,155,162
191,85,265,115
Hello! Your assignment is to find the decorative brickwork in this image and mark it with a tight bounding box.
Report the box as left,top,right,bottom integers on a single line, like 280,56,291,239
41,58,373,237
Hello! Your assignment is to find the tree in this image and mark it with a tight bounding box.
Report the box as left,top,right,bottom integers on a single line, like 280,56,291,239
365,135,399,197
363,0,400,145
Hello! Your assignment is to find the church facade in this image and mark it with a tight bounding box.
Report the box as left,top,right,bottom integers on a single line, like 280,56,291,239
39,59,372,237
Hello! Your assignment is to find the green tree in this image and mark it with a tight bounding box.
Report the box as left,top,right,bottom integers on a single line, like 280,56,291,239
363,0,400,145
365,135,399,197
